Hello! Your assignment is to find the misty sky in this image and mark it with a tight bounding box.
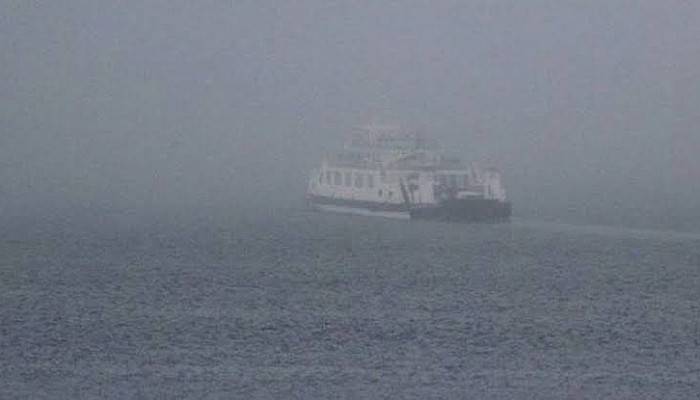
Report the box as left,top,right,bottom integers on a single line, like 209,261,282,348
2,1,699,226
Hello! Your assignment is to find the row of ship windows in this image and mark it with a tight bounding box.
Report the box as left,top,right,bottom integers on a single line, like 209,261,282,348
318,171,473,189
320,171,375,189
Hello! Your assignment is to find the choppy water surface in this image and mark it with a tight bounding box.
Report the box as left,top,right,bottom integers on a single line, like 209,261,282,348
1,211,699,399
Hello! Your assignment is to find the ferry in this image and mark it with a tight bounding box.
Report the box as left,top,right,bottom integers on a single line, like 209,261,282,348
306,124,511,222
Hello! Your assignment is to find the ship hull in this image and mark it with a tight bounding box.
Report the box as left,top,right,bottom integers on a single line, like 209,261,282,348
307,195,510,222
306,195,410,219
314,203,411,220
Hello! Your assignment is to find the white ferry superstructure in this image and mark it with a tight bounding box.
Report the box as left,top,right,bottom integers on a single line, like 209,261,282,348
306,124,511,222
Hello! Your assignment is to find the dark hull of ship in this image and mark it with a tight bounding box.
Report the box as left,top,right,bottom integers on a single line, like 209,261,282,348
307,195,511,222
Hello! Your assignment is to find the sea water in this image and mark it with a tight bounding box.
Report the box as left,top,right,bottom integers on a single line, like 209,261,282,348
1,210,699,399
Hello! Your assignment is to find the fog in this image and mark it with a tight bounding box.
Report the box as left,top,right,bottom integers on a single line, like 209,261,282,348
2,0,699,230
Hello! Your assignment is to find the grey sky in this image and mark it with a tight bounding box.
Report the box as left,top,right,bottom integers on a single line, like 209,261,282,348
2,1,699,227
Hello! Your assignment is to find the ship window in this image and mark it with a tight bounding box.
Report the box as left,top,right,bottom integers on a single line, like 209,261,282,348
319,173,323,184
378,189,383,197
334,171,342,185
326,171,332,185
438,175,447,186
367,174,374,188
344,171,352,186
354,173,363,188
